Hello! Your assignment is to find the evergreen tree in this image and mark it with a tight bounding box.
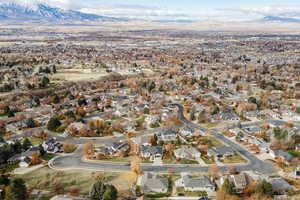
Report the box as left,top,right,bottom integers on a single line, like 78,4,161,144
47,117,61,131
103,185,118,200
10,178,28,200
25,118,35,128
22,138,32,151
255,180,273,197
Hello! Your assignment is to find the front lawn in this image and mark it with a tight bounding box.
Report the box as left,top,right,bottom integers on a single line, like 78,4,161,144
197,137,224,147
42,153,56,161
222,154,247,164
179,159,199,165
201,155,215,164
287,150,300,159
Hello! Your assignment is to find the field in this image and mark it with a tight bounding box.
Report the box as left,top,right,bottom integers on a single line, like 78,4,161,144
16,166,137,197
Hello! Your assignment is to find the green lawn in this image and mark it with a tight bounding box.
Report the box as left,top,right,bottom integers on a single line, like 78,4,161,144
4,163,19,173
287,150,300,159
201,156,215,164
198,136,224,147
222,154,247,164
200,123,218,128
179,159,199,165
176,187,208,197
42,153,56,161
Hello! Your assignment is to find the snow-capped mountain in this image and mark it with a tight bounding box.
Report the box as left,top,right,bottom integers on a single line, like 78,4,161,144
262,16,300,23
0,2,120,22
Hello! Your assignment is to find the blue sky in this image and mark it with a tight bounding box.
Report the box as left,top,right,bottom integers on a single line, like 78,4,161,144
3,0,300,21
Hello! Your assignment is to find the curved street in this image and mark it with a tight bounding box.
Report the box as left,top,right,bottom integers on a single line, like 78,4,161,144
48,103,278,174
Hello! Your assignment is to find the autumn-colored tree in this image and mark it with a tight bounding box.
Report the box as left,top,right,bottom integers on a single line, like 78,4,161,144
76,107,86,117
63,143,77,153
83,141,94,157
126,131,136,139
131,156,143,176
209,164,220,178
96,153,106,160
31,151,42,165
164,143,175,159
243,181,257,196
35,131,48,140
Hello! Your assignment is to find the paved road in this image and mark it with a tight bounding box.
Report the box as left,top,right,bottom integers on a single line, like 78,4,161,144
50,103,278,174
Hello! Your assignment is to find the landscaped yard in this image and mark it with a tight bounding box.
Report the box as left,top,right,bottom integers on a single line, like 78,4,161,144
42,153,56,161
197,136,224,147
222,154,247,164
176,187,208,197
201,155,215,164
200,123,218,128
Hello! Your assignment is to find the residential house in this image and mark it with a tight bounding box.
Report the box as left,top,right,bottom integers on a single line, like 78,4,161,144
137,172,169,194
179,126,193,137
110,142,130,155
243,126,263,136
221,174,248,194
174,146,201,160
175,173,215,194
267,178,293,194
207,146,235,160
212,112,240,122
140,145,163,161
145,115,160,127
157,129,177,142
251,138,270,153
270,150,294,165
130,135,152,154
42,138,62,154
7,146,42,167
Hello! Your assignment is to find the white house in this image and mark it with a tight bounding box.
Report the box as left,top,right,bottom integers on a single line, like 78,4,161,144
175,173,215,194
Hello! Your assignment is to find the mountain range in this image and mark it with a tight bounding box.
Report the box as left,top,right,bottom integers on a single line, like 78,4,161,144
1,2,300,24
0,2,120,23
262,16,300,23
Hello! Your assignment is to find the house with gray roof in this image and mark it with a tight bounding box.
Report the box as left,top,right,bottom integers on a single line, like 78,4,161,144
157,129,177,142
207,146,235,159
140,145,163,161
174,146,201,160
270,150,294,165
175,173,215,194
137,172,169,194
267,178,293,194
221,174,248,194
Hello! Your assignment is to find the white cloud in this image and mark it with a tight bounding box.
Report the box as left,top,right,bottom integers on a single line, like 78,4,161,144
219,6,300,19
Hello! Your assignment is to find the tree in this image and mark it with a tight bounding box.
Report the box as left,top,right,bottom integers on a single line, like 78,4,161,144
164,143,175,159
41,76,50,88
222,178,235,195
83,141,94,157
63,143,77,153
255,180,273,197
4,185,15,200
103,185,118,200
25,118,35,128
47,117,61,131
22,138,32,151
31,152,42,165
209,164,220,178
131,156,142,176
89,181,106,200
0,175,10,186
10,178,28,200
